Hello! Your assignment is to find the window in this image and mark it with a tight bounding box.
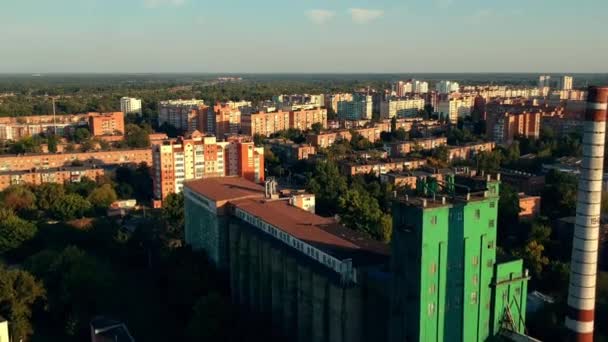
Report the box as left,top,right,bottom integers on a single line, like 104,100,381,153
472,275,479,285
472,256,479,266
489,219,495,228
428,303,436,316
487,240,495,249
431,216,437,225
430,263,437,274
489,201,496,208
429,284,436,294
470,292,478,305
475,209,480,219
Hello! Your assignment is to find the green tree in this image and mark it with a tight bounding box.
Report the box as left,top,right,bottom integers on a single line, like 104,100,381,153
0,185,36,213
50,193,91,220
87,184,118,208
516,240,549,279
186,293,232,342
162,192,185,240
498,183,521,241
73,127,91,143
0,209,37,253
311,122,323,134
337,188,392,241
34,183,66,211
26,246,116,338
306,161,348,216
0,265,46,340
125,124,150,148
47,134,59,153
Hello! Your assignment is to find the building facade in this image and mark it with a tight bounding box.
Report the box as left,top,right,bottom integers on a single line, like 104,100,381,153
120,97,142,116
152,132,264,201
158,99,207,132
380,98,426,119
0,166,106,191
88,112,125,136
337,94,373,121
390,174,529,342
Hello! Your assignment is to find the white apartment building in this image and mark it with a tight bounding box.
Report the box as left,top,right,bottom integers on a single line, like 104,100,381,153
120,97,142,116
559,76,573,91
538,75,551,89
158,99,206,132
411,80,429,94
337,95,372,120
436,80,460,94
380,98,426,119
437,97,474,124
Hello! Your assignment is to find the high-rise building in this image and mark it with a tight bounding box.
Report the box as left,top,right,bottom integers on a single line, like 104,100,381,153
200,103,242,138
437,97,474,123
158,99,207,132
380,98,426,119
152,131,264,202
325,93,354,114
394,81,413,97
538,75,551,89
390,174,529,342
412,80,429,94
486,111,541,144
436,81,459,94
559,75,573,91
88,112,125,136
337,94,373,120
120,97,142,116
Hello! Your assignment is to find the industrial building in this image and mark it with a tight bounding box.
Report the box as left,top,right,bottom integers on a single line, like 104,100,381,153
184,173,532,342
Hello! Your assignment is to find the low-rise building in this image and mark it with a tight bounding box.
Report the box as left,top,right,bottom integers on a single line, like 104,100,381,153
448,141,495,161
0,148,152,172
267,138,316,162
499,169,545,195
339,158,427,176
384,137,447,157
0,166,107,191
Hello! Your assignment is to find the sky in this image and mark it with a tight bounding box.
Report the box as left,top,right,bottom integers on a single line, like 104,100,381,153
1,0,607,73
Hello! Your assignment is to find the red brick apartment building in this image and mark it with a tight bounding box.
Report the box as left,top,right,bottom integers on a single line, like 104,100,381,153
485,104,542,144
0,149,152,172
200,104,242,138
384,137,448,157
152,131,264,203
447,142,495,161
241,108,327,137
340,158,427,176
88,112,125,136
0,166,106,191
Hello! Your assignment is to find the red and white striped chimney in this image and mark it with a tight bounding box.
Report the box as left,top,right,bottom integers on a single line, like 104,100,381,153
565,86,608,342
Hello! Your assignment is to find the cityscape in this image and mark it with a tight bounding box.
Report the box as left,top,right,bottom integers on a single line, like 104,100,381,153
1,1,608,342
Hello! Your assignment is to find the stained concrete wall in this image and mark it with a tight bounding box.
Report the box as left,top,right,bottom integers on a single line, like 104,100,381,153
228,219,389,342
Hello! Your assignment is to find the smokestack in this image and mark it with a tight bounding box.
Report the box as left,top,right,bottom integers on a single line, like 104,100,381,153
565,86,608,342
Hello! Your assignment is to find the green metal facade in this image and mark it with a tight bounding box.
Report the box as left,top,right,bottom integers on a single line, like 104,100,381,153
490,260,528,336
391,179,527,342
184,191,228,268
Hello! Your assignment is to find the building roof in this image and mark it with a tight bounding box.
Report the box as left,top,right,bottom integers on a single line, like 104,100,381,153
184,177,264,203
186,177,389,265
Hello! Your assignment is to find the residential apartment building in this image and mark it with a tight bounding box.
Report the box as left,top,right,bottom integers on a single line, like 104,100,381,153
241,108,327,137
199,103,242,138
306,122,390,148
437,96,475,123
88,112,125,136
340,158,427,176
267,138,316,162
325,93,354,114
0,114,89,141
158,99,207,132
241,110,290,137
0,149,152,172
380,98,425,119
538,75,551,88
0,166,106,191
435,80,460,94
120,97,142,116
559,75,573,91
384,137,448,157
487,110,541,144
447,141,496,161
289,108,328,131
411,79,429,94
337,94,373,120
152,131,264,202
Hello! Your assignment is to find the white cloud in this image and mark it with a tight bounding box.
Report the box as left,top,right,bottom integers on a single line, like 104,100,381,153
306,9,335,24
143,0,186,9
349,8,384,24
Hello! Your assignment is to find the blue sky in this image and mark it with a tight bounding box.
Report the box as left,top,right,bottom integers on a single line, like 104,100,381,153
1,0,607,73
